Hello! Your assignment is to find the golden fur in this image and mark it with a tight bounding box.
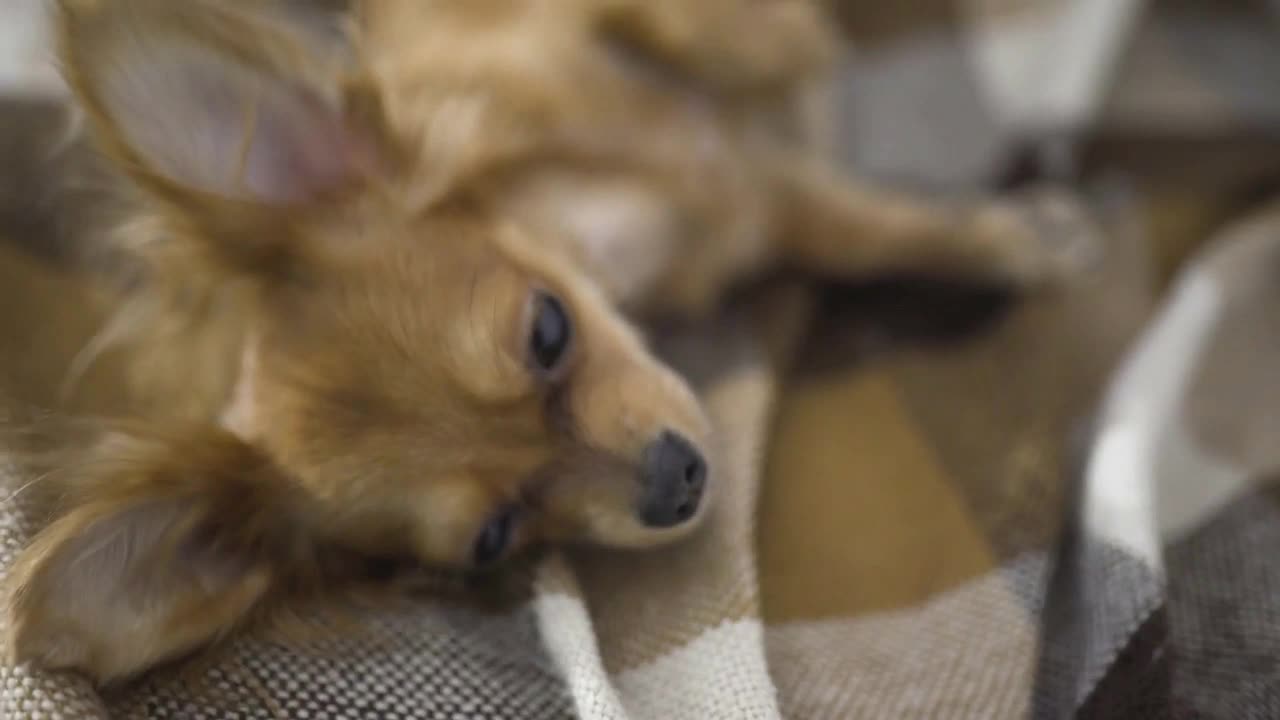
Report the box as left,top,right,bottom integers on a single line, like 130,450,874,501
4,0,1058,684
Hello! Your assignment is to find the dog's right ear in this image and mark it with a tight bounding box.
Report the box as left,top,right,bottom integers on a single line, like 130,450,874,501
3,427,315,684
58,0,379,260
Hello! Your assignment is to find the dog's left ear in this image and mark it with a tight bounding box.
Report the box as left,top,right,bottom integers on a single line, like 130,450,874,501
4,428,313,684
58,0,380,247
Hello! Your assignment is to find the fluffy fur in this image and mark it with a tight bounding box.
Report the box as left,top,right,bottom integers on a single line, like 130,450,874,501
4,0,1060,684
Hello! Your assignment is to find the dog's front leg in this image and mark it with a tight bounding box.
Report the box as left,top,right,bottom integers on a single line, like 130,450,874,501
769,154,1086,289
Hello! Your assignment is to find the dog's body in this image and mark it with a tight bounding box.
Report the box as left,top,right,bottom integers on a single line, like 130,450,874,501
360,0,1052,316
3,0,1061,684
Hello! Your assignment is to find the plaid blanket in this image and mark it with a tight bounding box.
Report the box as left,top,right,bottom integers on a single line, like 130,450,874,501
5,0,1280,718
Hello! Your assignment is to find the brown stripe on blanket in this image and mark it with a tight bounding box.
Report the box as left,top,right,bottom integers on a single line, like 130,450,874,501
755,188,1154,715
759,368,998,621
879,196,1152,559
100,602,575,720
0,242,133,417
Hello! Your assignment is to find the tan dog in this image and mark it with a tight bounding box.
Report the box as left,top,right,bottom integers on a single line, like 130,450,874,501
4,0,1062,684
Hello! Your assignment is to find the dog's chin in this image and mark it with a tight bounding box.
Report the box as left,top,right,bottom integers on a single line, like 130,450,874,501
640,505,711,546
582,496,714,551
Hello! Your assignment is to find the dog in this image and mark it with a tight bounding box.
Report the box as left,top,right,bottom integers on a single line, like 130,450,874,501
3,0,1066,684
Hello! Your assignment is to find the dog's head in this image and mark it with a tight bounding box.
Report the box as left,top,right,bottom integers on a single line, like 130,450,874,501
58,0,714,567
3,0,736,684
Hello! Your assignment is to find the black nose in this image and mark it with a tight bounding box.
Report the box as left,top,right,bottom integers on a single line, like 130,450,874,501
639,431,708,528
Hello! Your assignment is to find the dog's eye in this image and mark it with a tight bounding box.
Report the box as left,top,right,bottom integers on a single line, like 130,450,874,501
529,292,572,375
472,508,517,567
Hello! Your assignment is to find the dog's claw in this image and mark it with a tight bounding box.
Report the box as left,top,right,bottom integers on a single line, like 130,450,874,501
975,187,1105,290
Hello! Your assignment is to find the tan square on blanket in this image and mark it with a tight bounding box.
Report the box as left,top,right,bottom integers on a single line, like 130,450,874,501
759,369,997,622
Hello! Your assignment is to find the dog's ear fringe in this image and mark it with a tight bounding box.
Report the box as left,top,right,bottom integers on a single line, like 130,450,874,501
0,423,323,683
0,418,504,684
0,387,539,685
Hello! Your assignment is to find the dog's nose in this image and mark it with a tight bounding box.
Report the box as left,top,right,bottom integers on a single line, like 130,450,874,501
639,430,708,528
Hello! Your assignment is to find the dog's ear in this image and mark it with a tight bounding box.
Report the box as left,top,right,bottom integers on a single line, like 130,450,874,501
58,0,377,240
4,428,312,684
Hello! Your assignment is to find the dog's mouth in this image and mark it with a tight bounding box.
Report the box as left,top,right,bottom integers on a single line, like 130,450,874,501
520,431,713,550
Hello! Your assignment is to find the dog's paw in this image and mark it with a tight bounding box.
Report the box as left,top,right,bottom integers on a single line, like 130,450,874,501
967,188,1103,290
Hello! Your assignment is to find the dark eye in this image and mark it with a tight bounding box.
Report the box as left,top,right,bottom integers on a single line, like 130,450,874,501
529,292,572,375
472,508,518,567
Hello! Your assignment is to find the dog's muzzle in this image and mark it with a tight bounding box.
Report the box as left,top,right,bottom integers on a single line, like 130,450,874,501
637,430,707,528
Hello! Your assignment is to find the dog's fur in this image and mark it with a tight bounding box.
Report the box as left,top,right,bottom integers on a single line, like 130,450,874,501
3,0,1060,684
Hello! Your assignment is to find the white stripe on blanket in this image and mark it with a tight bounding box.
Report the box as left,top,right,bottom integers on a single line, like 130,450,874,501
613,619,779,720
1084,271,1247,567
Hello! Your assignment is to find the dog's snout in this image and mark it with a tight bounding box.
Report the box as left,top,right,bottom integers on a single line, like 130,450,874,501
639,431,708,528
